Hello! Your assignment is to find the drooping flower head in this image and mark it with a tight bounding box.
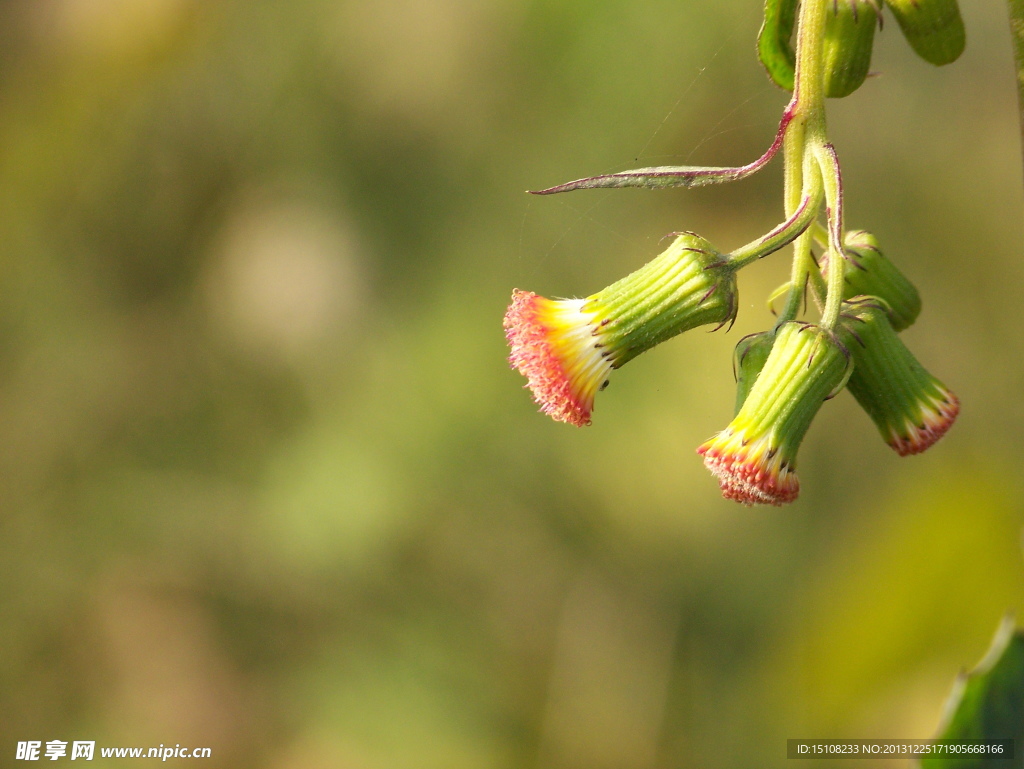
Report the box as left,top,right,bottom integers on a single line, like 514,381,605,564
839,295,959,455
821,229,922,331
698,322,851,505
504,232,736,426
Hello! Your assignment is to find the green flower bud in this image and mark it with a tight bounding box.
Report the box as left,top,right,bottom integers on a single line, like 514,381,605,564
758,0,798,91
733,330,776,414
884,0,965,66
505,233,737,426
821,230,921,331
824,0,879,99
699,322,851,505
839,296,959,455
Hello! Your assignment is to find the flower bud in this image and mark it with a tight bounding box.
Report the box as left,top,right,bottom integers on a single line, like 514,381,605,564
839,296,959,455
823,0,878,99
821,230,921,331
505,233,737,426
698,322,851,505
733,330,775,414
758,0,798,91
884,0,965,66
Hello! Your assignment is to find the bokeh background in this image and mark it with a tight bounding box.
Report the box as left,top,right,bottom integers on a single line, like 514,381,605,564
0,0,1021,767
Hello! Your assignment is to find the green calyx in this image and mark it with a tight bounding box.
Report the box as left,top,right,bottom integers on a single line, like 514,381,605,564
821,229,921,331
759,0,799,91
733,330,776,414
823,0,878,98
586,232,737,367
838,296,957,453
733,322,851,463
884,0,966,66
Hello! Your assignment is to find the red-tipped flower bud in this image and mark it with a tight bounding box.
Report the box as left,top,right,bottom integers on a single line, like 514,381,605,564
698,322,851,505
839,296,958,455
505,233,737,426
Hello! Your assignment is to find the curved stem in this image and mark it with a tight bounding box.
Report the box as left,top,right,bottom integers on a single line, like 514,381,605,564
805,220,831,311
778,158,825,324
815,142,847,329
776,83,808,324
724,180,823,271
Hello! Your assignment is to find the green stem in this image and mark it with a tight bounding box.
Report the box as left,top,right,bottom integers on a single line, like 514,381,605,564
793,0,828,134
720,0,831,319
805,221,829,309
777,96,808,324
776,0,830,323
777,145,826,324
816,142,846,329
725,179,823,270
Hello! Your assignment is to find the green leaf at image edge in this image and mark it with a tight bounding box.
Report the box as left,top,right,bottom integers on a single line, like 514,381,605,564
923,615,1024,768
758,0,797,91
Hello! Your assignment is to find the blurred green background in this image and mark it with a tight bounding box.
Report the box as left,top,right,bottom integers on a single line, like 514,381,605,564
0,0,1021,767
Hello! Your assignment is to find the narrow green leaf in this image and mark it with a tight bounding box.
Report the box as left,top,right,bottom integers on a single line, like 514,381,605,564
529,164,758,194
531,109,795,195
923,616,1024,769
758,0,798,91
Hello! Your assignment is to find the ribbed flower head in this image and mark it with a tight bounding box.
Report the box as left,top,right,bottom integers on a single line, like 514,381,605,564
733,330,776,414
821,230,921,331
883,0,965,66
839,296,959,455
698,322,851,505
505,232,736,426
823,0,879,99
